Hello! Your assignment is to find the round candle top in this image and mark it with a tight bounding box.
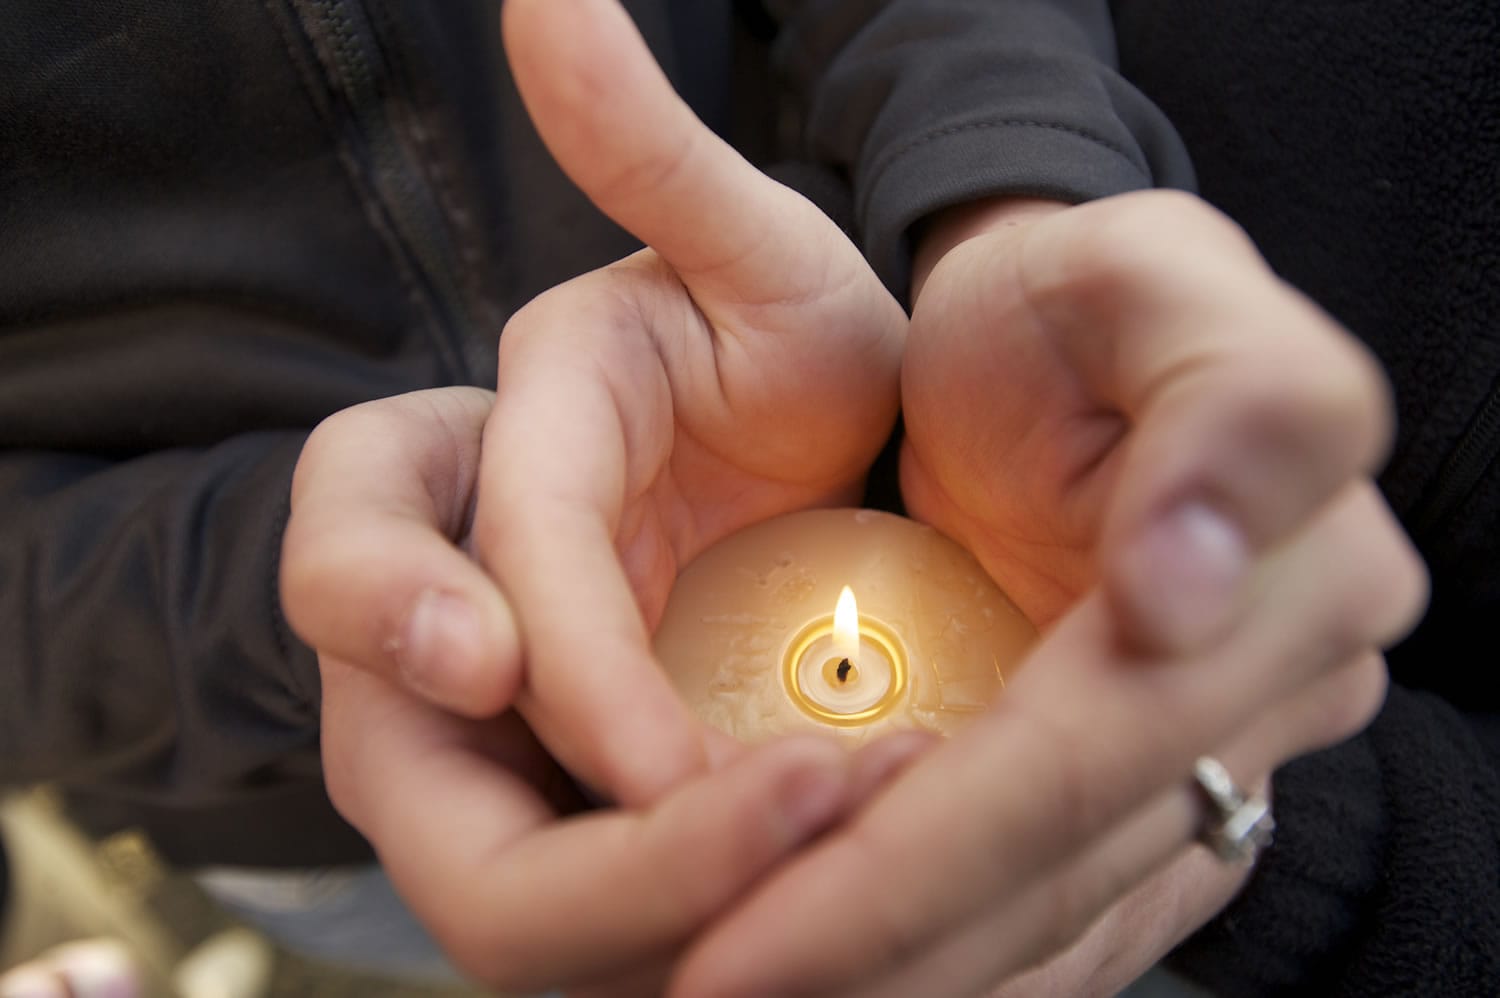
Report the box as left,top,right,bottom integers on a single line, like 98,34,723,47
653,508,1038,745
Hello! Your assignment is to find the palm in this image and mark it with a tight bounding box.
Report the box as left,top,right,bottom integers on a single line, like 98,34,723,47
521,246,902,630
900,191,1392,648
900,227,1122,628
474,0,905,802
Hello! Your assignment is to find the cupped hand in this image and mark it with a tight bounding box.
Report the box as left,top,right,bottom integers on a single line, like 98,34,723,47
668,193,1430,996
673,479,1425,997
285,387,936,993
285,0,904,805
472,0,905,803
902,192,1396,649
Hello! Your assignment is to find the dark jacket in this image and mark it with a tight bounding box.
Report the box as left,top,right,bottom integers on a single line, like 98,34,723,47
1115,2,1500,993
1,0,1494,993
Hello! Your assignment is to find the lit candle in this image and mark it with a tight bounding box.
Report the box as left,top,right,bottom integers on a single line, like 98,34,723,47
653,509,1037,744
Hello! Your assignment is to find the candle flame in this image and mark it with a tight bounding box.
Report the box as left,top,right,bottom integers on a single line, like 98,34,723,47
834,586,860,664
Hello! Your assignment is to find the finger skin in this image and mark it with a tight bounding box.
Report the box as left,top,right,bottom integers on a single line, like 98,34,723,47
1014,192,1396,650
672,484,1424,996
485,0,905,805
476,284,711,805
322,655,860,993
526,734,937,998
502,0,858,307
503,0,905,473
281,388,522,716
903,190,1397,652
858,655,1388,998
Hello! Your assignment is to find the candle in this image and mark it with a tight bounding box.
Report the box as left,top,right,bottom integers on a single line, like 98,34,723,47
653,509,1037,744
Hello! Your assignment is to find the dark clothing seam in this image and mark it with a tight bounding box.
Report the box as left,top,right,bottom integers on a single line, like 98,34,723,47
262,0,466,383
364,0,504,370
873,117,1147,186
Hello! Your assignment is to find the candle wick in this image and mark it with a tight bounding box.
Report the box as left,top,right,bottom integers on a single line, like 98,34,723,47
836,658,852,683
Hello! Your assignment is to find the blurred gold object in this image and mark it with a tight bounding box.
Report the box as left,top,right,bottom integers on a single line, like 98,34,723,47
0,790,177,991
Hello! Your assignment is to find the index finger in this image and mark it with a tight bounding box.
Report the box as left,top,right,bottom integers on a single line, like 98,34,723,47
474,285,711,805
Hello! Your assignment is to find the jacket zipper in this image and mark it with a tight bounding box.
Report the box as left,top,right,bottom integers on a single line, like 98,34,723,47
299,0,475,382
1415,375,1500,539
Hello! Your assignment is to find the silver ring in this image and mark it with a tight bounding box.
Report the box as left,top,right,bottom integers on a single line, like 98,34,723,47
1192,756,1275,863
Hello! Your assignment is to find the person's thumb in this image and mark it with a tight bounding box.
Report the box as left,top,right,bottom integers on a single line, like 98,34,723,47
501,0,855,307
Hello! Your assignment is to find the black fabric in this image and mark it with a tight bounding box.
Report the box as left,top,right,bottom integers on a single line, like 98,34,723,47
1105,2,1500,993
1173,693,1500,996
0,828,9,927
767,0,1196,296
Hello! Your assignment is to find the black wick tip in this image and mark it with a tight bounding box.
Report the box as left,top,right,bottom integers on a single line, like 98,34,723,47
836,658,852,683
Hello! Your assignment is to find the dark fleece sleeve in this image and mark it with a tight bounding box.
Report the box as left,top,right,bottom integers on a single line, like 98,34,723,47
1169,688,1500,995
0,439,318,795
0,0,471,864
0,437,378,867
763,0,1196,299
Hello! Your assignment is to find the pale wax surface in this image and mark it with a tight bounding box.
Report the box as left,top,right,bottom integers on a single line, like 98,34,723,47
653,509,1038,745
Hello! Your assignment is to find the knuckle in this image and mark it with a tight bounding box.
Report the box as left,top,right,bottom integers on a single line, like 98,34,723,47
276,531,344,647
1291,654,1390,756
1373,535,1432,648
1284,337,1394,474
1328,655,1391,739
1299,489,1429,670
286,417,339,509
1075,190,1254,281
498,268,645,361
1342,491,1432,649
1231,345,1387,485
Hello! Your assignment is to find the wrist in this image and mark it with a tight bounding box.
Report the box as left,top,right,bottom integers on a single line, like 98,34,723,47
911,197,1069,305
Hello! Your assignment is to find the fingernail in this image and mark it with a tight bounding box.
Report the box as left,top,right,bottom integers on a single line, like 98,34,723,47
777,765,847,846
399,590,483,706
1120,501,1247,651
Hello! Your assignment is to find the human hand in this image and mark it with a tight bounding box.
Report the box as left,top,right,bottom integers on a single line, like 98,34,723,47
902,192,1397,650
287,0,904,805
672,479,1425,996
458,0,905,803
893,193,1423,995
666,192,1428,996
283,387,934,993
984,816,1255,997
